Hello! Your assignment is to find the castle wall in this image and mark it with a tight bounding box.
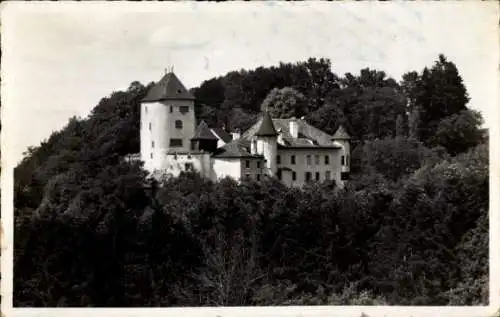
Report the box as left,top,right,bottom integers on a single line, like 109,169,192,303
213,158,242,181
277,148,343,187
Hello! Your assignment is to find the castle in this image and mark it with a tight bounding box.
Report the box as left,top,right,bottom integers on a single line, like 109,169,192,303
129,71,351,187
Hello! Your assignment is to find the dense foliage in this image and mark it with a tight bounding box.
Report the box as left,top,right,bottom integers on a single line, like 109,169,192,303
14,55,488,306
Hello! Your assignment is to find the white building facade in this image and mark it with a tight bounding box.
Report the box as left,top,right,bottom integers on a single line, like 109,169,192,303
135,71,351,187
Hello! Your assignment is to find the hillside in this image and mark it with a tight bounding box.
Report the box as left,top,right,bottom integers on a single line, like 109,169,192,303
14,56,488,306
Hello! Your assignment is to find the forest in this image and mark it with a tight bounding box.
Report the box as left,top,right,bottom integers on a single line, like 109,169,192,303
13,55,488,306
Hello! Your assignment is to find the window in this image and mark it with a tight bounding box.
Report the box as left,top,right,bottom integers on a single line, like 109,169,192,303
277,169,282,180
245,160,250,169
325,155,329,165
185,163,194,171
149,122,152,131
179,106,190,114
291,155,296,165
151,141,155,148
306,155,311,165
277,155,281,165
326,171,331,180
150,152,153,159
175,120,183,129
305,172,312,182
341,155,345,166
257,161,261,169
145,106,148,114
170,139,183,147
256,174,261,181
315,155,320,165
170,106,173,113
292,172,296,181
315,172,320,181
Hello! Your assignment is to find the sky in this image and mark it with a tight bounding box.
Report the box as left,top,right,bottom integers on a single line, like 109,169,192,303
2,1,499,166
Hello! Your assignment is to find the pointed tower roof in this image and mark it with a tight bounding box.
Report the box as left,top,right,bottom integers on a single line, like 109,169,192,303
192,120,218,140
255,111,278,137
143,72,195,102
332,124,351,140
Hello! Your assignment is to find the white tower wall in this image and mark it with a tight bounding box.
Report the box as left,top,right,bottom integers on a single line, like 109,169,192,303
140,99,196,173
257,136,278,177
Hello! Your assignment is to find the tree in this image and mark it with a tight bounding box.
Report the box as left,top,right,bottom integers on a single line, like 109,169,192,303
432,109,484,156
261,87,307,119
415,55,470,145
359,136,433,181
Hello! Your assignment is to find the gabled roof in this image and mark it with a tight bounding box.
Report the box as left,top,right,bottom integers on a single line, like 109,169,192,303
192,120,218,140
143,72,195,102
332,125,351,140
210,128,233,143
241,116,342,149
212,140,263,159
254,111,278,137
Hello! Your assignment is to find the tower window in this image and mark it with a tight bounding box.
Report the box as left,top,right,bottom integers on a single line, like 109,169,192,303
152,141,155,148
292,172,296,181
170,106,173,113
179,106,189,114
170,139,183,147
306,155,311,165
291,155,296,165
175,120,183,129
145,106,148,114
325,155,329,165
315,172,320,181
277,155,281,165
245,160,250,169
149,122,152,131
341,155,345,166
150,153,153,159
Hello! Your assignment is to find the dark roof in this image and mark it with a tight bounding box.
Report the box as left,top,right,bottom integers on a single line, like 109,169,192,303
192,120,218,140
210,128,233,143
241,116,342,149
143,72,195,102
212,140,263,159
254,111,278,137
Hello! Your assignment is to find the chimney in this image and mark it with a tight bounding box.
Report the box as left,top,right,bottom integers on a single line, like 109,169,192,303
250,138,257,154
289,117,298,138
231,129,241,141
277,128,284,144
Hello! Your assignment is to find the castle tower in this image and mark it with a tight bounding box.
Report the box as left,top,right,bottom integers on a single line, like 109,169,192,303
140,71,196,172
254,111,278,177
332,124,351,174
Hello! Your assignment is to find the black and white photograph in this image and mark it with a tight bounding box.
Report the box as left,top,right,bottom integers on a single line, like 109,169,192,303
1,1,498,315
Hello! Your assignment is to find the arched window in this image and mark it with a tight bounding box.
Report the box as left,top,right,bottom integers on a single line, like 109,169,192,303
175,120,183,129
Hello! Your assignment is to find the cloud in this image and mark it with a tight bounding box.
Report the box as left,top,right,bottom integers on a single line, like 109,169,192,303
149,25,211,50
